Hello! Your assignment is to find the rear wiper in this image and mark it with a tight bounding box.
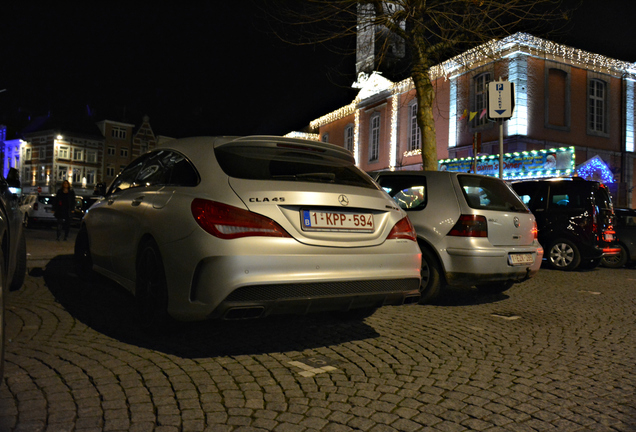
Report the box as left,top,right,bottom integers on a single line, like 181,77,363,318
272,173,336,182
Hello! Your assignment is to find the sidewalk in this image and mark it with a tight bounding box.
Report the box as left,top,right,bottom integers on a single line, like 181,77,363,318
24,226,77,269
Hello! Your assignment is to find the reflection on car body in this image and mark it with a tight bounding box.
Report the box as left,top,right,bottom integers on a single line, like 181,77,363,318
375,171,543,303
75,136,421,327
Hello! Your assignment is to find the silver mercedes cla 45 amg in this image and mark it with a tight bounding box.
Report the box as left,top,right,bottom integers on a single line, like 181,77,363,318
75,136,421,326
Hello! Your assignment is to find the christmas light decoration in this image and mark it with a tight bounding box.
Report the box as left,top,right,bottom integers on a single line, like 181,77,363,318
284,131,320,141
449,78,458,148
575,155,614,184
390,94,398,169
627,81,635,153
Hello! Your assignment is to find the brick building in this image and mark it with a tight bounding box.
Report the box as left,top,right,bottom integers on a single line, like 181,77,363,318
307,33,636,207
19,116,157,196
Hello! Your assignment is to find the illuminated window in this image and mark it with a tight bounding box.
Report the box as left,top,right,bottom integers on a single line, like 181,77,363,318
57,165,69,181
369,114,380,162
473,73,490,127
25,148,32,161
58,146,69,159
344,124,354,152
72,168,83,183
408,101,421,151
588,78,607,135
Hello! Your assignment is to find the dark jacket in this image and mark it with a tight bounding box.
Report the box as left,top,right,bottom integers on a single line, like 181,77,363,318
54,188,76,219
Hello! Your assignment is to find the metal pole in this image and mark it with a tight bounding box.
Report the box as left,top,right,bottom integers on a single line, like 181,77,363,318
499,119,504,179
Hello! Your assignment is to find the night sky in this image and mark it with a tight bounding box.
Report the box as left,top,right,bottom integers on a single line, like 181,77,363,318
1,1,635,140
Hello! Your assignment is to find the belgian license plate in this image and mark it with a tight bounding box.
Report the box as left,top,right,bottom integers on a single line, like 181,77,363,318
301,210,374,232
509,253,534,265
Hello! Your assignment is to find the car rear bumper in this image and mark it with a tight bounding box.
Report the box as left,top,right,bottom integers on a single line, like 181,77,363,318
163,237,422,321
443,244,543,286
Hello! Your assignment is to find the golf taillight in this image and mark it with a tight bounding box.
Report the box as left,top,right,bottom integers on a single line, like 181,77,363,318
387,217,417,242
191,199,290,239
448,214,488,237
532,221,538,239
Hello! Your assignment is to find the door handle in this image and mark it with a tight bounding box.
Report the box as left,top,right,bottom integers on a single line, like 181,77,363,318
131,196,145,207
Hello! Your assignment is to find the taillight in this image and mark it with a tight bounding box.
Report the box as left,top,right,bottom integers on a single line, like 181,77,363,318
532,221,538,240
448,215,488,237
191,199,291,239
387,217,417,242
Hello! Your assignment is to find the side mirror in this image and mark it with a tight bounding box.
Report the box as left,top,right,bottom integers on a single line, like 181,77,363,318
93,182,107,197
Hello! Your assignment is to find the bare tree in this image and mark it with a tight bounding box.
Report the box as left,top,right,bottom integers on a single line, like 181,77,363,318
265,0,574,170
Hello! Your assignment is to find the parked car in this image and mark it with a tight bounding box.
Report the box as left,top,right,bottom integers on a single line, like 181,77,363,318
75,136,422,327
601,207,636,268
71,195,99,225
511,177,619,271
19,193,57,227
1,168,28,380
374,171,543,303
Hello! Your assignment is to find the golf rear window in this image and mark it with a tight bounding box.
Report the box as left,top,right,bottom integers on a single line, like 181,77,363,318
459,175,528,212
215,145,377,189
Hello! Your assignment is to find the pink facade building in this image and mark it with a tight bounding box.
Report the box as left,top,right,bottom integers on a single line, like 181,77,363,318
305,33,636,207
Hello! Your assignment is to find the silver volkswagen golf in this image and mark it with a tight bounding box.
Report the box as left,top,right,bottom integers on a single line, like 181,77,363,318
75,136,421,326
375,171,543,302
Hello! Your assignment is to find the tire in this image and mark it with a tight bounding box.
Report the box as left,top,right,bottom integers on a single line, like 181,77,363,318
547,238,581,271
9,231,26,292
476,280,514,294
601,244,627,268
418,247,443,304
74,225,93,278
136,239,169,330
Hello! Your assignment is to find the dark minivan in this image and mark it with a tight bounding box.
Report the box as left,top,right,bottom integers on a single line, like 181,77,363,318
511,177,619,271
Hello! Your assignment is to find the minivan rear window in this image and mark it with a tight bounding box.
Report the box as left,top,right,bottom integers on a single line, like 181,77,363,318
459,175,528,212
215,145,377,189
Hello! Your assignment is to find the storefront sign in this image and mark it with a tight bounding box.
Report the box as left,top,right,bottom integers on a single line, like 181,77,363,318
438,147,575,179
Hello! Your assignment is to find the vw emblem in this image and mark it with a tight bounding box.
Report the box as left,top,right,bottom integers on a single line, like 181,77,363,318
513,217,520,228
338,195,349,206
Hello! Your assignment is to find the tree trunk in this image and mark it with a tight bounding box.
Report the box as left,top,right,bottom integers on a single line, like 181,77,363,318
412,62,438,171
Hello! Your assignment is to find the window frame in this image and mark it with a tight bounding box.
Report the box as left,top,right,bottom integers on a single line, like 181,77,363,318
408,100,421,151
587,76,609,136
368,113,381,162
344,124,354,153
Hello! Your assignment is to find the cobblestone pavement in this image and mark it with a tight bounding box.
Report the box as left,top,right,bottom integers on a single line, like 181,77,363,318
1,228,635,431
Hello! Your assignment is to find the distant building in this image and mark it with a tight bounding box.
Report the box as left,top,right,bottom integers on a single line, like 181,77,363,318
306,33,636,207
18,116,157,195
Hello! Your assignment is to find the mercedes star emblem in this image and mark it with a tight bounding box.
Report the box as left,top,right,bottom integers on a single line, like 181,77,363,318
338,195,349,206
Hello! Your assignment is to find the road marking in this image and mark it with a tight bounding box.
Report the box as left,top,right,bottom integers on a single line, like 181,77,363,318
491,313,521,320
578,290,601,295
288,361,337,377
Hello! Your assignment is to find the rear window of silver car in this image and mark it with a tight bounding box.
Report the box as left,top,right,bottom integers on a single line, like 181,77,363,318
215,145,378,189
459,175,528,212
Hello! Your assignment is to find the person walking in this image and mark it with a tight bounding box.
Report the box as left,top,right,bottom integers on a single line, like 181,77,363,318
54,180,76,241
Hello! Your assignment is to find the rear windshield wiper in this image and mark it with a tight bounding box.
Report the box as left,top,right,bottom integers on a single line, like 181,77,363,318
272,173,336,182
